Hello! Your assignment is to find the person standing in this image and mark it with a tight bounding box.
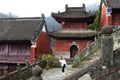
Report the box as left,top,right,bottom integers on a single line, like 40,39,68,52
59,56,67,75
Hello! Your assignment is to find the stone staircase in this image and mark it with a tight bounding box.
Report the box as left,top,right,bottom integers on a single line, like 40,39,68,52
73,38,101,67
63,49,101,80
77,49,100,68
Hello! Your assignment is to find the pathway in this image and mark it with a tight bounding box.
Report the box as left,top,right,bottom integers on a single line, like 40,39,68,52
27,65,92,80
41,65,79,80
27,49,100,80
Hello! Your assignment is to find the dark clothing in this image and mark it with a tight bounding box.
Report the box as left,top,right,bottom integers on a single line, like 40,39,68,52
62,64,66,72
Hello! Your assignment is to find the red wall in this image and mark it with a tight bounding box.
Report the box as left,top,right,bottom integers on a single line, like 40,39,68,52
100,4,108,29
100,3,120,28
35,31,51,58
77,41,87,50
55,40,87,52
100,4,113,29
62,22,87,30
55,40,71,51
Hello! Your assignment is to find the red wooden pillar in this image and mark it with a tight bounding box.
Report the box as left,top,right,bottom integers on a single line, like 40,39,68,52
30,45,36,64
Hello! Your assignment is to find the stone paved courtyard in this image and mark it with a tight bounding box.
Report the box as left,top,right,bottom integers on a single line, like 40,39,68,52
27,49,100,80
27,65,92,80
41,65,79,80
27,65,91,80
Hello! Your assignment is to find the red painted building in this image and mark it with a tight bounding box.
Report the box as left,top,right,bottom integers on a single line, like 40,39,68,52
100,0,120,29
0,15,51,76
48,4,98,58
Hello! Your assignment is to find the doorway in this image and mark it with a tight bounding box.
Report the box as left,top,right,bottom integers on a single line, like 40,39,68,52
70,45,78,58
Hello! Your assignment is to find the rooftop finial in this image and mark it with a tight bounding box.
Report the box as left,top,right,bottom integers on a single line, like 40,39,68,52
41,13,45,19
83,3,85,8
65,4,68,10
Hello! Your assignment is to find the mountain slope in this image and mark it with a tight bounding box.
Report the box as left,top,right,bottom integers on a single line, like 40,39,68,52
45,16,61,32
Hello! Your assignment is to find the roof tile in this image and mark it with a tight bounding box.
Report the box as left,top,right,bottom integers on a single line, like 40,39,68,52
0,17,44,41
52,4,96,19
104,0,120,9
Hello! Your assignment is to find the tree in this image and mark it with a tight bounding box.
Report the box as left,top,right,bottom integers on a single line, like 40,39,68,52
88,0,103,31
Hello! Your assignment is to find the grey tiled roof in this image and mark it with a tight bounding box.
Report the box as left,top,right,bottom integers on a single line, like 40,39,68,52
104,0,120,9
51,4,96,20
0,17,45,41
48,30,100,38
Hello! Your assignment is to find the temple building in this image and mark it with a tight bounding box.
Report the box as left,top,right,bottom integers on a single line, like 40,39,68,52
100,0,120,29
48,4,98,58
0,15,51,76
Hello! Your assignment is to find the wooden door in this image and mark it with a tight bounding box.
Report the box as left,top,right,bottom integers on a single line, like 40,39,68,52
70,45,78,58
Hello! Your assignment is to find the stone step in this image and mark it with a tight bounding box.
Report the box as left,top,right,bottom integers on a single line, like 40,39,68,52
66,58,75,64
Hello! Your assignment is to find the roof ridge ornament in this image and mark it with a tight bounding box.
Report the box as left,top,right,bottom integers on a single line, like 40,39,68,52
82,3,85,8
65,4,68,10
107,7,112,16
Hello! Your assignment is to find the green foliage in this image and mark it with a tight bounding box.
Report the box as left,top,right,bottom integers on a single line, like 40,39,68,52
38,60,47,69
88,24,94,30
48,60,61,68
41,54,54,60
40,54,61,68
88,0,103,31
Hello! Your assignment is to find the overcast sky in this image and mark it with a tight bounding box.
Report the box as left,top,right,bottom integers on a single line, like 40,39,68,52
0,0,100,17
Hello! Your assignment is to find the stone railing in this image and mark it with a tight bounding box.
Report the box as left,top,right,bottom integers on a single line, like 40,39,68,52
65,25,120,80
73,37,101,67
0,59,45,80
112,26,120,50
63,59,100,80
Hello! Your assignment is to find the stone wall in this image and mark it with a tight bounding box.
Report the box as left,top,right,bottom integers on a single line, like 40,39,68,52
91,26,120,80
